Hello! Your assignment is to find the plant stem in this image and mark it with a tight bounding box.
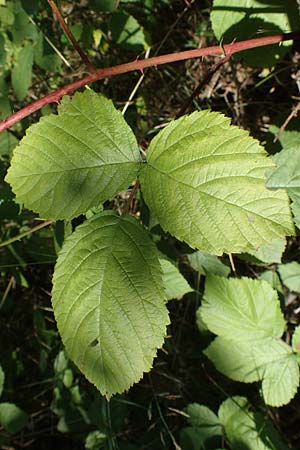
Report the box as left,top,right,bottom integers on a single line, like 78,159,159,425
0,220,54,248
0,32,299,132
47,0,96,73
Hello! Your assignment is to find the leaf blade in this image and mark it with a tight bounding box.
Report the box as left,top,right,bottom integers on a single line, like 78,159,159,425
6,91,141,220
52,212,169,396
140,111,294,255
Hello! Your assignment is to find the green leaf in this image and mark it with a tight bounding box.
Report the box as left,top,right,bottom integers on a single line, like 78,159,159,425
259,270,282,293
90,0,119,12
140,111,294,255
211,0,300,67
0,131,18,156
200,276,299,406
159,257,193,300
185,403,222,442
219,396,289,450
52,212,169,397
85,430,107,450
188,250,230,277
0,365,4,398
6,91,141,220
200,276,285,340
278,262,300,292
266,147,300,229
247,238,286,264
205,338,299,406
0,403,28,433
110,11,148,52
11,43,34,101
292,325,300,353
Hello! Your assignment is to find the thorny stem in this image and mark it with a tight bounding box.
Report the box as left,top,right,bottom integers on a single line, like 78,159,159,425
47,0,96,73
176,53,231,118
0,32,299,132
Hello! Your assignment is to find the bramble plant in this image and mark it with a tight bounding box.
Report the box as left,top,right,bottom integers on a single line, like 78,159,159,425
2,0,300,448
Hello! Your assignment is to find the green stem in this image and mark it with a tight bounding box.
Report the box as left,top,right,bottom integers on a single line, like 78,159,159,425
0,220,54,248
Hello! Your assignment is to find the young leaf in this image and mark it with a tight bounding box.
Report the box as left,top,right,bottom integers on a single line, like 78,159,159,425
0,365,4,398
52,212,169,397
0,403,28,433
6,91,141,220
278,262,300,292
140,111,294,255
188,250,230,277
200,276,299,406
159,257,193,300
219,396,289,450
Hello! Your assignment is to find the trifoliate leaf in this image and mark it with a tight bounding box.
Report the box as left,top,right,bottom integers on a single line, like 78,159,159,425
200,276,298,406
0,365,4,398
247,238,286,264
292,325,300,353
140,111,294,255
188,250,230,277
6,91,141,220
159,257,193,300
52,212,169,397
219,396,289,450
205,338,299,406
266,147,300,229
0,403,28,433
211,0,299,67
278,262,300,292
200,276,285,340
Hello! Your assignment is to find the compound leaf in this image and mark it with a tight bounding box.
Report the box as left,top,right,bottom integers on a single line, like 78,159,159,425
140,111,293,255
185,403,222,441
51,212,169,397
200,276,298,406
6,91,141,220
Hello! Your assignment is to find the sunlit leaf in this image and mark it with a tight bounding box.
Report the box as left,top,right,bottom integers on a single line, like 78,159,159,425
140,111,294,255
52,212,169,397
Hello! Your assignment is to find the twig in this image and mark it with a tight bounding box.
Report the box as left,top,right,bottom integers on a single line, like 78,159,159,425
1,32,299,132
47,0,96,73
176,53,231,118
273,100,300,143
0,276,14,311
0,220,54,248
